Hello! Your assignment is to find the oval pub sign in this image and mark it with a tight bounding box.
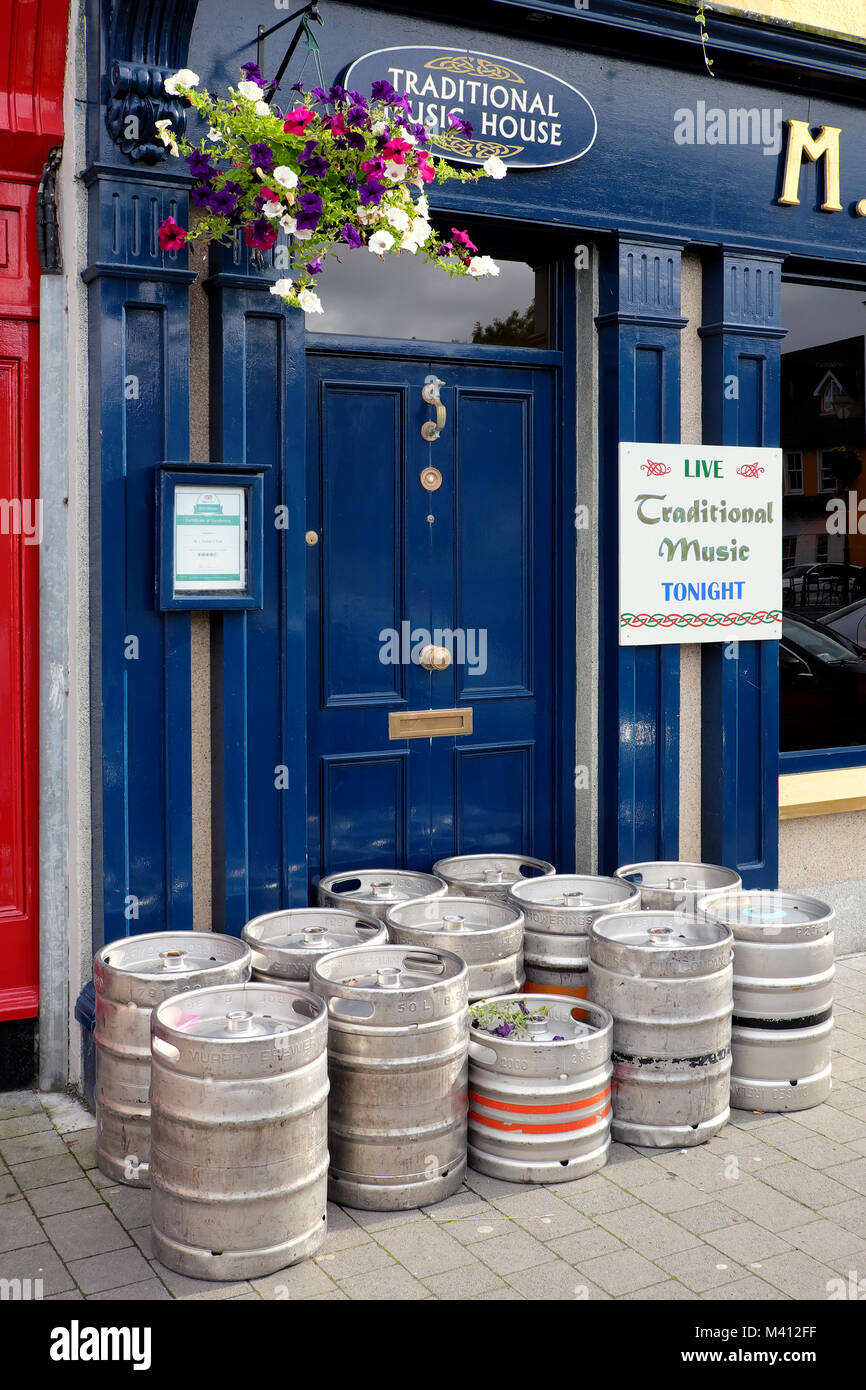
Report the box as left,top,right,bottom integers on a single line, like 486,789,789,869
343,46,597,170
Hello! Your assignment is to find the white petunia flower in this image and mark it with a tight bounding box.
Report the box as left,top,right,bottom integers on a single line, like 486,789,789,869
262,200,282,219
482,154,508,180
237,80,264,101
371,119,389,135
467,255,500,277
272,165,299,190
255,100,271,116
384,205,411,233
298,289,324,314
154,118,179,156
384,161,407,182
355,204,381,226
415,194,430,219
368,229,395,255
270,278,294,298
164,69,199,96
207,127,221,142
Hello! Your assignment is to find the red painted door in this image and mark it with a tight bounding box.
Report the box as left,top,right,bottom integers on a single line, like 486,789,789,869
0,181,40,1020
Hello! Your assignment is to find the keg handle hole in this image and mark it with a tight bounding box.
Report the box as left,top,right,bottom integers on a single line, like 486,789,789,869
789,1079,798,1086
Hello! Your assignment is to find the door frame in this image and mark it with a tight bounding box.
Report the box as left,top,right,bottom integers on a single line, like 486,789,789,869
303,254,577,872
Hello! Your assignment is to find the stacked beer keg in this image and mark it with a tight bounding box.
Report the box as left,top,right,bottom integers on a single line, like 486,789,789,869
89,849,837,1281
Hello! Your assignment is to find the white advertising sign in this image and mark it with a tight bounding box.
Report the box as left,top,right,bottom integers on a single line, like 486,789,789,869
619,443,782,646
173,485,246,592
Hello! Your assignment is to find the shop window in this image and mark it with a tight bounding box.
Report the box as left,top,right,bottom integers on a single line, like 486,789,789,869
780,281,866,761
305,249,549,346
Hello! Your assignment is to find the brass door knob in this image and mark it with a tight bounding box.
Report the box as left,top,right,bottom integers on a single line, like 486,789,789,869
419,644,452,671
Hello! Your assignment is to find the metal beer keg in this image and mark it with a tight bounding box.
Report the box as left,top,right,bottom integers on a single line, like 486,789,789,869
311,944,468,1210
432,854,555,902
150,983,328,1280
508,874,640,1000
385,896,524,1000
317,869,447,921
241,908,387,985
698,891,834,1112
93,932,251,1187
614,860,742,913
589,911,733,1147
468,995,613,1183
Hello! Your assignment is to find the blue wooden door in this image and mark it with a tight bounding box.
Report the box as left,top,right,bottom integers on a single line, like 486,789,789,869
306,344,558,884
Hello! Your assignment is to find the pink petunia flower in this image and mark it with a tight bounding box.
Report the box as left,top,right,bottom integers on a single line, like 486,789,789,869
283,106,316,136
158,216,187,251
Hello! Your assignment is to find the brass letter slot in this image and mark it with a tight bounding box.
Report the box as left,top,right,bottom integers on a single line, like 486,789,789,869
388,707,474,740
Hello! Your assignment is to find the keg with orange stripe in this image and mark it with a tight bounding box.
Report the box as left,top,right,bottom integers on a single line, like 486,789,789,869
508,875,640,1001
467,994,613,1183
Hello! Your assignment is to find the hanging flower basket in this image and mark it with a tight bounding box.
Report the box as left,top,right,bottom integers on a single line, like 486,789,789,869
156,63,507,314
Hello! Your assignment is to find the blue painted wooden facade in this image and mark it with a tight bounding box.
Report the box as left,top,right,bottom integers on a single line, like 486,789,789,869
81,0,866,1006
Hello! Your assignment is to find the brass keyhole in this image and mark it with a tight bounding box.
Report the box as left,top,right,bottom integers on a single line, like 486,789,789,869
420,467,442,492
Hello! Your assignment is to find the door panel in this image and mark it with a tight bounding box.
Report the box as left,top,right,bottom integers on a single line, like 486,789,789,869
307,348,558,885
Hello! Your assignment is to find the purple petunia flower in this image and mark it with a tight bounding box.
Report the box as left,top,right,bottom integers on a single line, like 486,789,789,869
248,141,274,172
518,1002,529,1014
340,224,363,248
358,180,385,206
448,113,474,139
494,1023,515,1037
302,154,330,178
346,104,368,128
300,139,319,162
208,187,239,216
553,1035,565,1041
344,131,366,152
310,86,329,103
306,258,324,275
241,61,264,86
361,155,385,177
186,149,216,181
329,84,348,104
348,91,368,108
296,191,323,230
291,81,304,93
436,242,453,257
190,183,213,207
412,123,428,144
371,79,398,103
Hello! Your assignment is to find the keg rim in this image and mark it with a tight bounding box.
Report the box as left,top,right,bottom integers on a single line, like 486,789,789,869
316,869,448,903
153,981,326,1040
591,909,734,951
614,860,743,893
432,852,556,885
696,890,835,938
241,907,385,951
469,991,614,1044
95,930,251,977
385,895,524,934
507,873,642,911
311,942,468,992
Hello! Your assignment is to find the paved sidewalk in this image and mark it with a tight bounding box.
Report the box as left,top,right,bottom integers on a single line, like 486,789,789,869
3,953,866,1301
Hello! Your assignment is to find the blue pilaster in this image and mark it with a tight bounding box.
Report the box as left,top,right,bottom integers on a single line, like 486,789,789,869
206,241,308,934
597,236,687,870
700,249,786,887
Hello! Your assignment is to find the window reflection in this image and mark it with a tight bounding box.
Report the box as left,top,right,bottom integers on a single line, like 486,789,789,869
305,247,547,345
780,283,866,752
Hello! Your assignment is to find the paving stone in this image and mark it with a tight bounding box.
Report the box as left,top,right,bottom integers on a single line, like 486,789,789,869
571,1247,663,1297
475,1286,525,1299
373,1220,476,1277
754,1249,838,1299
40,1095,96,1134
829,1055,866,1082
781,1220,866,1270
464,1169,526,1201
0,1242,75,1295
88,1279,173,1301
0,1199,45,1253
473,1228,556,1274
319,1222,372,1255
824,1083,866,1112
83,1167,119,1190
620,1280,697,1300
672,1201,747,1236
338,1265,430,1300
0,1092,42,1119
758,1118,824,1152
100,1184,152,1227
789,1106,866,1142
597,1204,701,1259
758,1160,856,1208
147,1261,251,1299
655,1244,747,1293
28,1180,102,1218
0,1130,67,1166
603,1148,667,1192
727,1108,786,1129
636,1178,716,1214
644,1148,733,1193
44,1290,85,1300
309,1290,349,1299
315,1241,395,1280
128,1226,155,1260
12,1154,83,1190
486,1187,594,1236
421,1261,507,1300
337,1204,428,1233
63,1131,98,1170
506,1258,612,1301
325,1202,363,1234
554,1180,641,1217
67,1246,152,1294
705,1222,794,1264
431,1215,517,1246
821,1195,866,1235
822,1157,866,1195
700,1276,788,1301
42,1205,132,1261
252,1263,338,1299
420,1187,491,1220
546,1226,625,1262
0,1114,53,1141
0,1172,19,1204
846,1138,866,1157
715,1175,817,1231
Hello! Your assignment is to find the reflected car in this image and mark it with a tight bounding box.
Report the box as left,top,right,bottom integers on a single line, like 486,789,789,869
780,612,866,751
782,562,866,612
820,596,866,650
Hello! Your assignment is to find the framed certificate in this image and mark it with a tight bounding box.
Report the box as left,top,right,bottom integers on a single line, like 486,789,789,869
157,467,265,610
